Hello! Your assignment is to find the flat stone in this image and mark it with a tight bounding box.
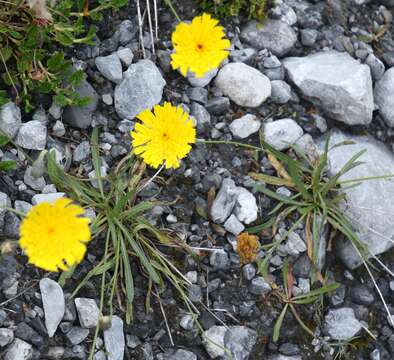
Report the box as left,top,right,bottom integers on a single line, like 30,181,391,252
63,79,99,129
16,120,47,150
263,118,303,151
32,193,65,205
40,278,65,337
324,307,362,340
0,102,21,139
104,315,125,360
95,53,123,84
249,277,272,295
268,356,302,360
241,20,297,57
0,192,11,230
283,51,373,126
75,298,100,329
224,214,245,235
65,327,89,345
4,338,33,360
115,60,165,119
374,67,394,127
215,63,271,108
224,326,258,360
187,68,218,87
234,187,258,224
321,130,394,268
202,326,227,358
270,80,292,104
73,141,91,163
211,178,239,223
0,328,14,347
229,114,261,139
117,48,134,67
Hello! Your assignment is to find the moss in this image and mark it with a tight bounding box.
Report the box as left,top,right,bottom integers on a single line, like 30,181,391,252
199,0,268,20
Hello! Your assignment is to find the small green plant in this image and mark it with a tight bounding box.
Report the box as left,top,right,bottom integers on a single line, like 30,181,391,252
47,128,197,358
0,0,127,111
271,258,339,342
0,133,17,171
199,0,268,20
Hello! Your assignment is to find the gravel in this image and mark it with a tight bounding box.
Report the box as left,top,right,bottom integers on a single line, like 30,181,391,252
95,53,123,84
263,118,304,151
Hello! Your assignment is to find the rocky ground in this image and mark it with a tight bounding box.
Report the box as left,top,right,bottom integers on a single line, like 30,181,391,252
1,0,394,359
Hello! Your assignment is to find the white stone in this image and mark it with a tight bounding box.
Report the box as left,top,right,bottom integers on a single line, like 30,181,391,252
229,114,261,139
263,118,303,151
234,187,258,225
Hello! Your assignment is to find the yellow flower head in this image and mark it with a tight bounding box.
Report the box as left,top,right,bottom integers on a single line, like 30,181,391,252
131,102,196,169
19,198,91,272
171,13,231,78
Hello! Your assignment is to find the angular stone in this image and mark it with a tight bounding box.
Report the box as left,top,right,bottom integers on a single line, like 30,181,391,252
0,328,14,347
63,80,99,129
95,54,123,84
283,51,373,126
104,315,125,360
117,48,134,67
263,118,303,151
229,114,261,139
374,67,394,127
215,63,271,108
0,102,21,139
234,187,258,225
224,326,257,360
202,326,227,358
270,80,292,104
249,277,272,295
322,130,394,268
16,120,47,150
75,298,100,329
0,192,11,230
324,307,362,340
210,178,239,223
32,193,65,205
224,214,245,235
115,60,165,119
241,20,297,57
40,278,65,337
4,338,33,360
65,327,89,345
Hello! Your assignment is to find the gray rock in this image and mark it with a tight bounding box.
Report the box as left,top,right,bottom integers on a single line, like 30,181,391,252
324,307,362,340
187,68,218,87
0,328,14,347
224,326,257,360
95,54,123,84
215,63,271,108
186,87,208,104
322,130,394,268
294,134,319,163
229,114,261,139
202,326,227,358
234,187,258,225
230,48,257,63
188,284,202,303
161,349,197,360
206,97,230,115
75,298,100,329
63,79,99,129
211,178,239,223
0,102,22,139
94,350,106,360
270,80,291,104
300,29,318,47
283,51,373,126
104,315,124,360
191,102,211,133
0,192,11,230
365,54,385,82
180,314,195,330
263,118,303,151
210,250,230,270
52,121,66,137
40,278,65,337
49,102,62,120
268,356,302,360
115,60,165,119
16,120,47,150
284,231,307,255
351,284,375,305
224,214,245,235
242,264,256,281
4,338,33,360
117,48,134,67
32,193,65,205
3,212,20,239
374,67,394,127
249,277,272,295
73,141,91,163
65,327,89,345
126,334,141,349
118,19,137,45
241,20,297,57
24,167,46,191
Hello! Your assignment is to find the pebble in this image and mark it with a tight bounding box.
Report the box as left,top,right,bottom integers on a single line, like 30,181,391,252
115,60,165,119
187,68,218,87
180,314,195,330
116,47,134,66
209,250,230,270
270,80,292,104
40,278,65,337
0,192,11,230
215,63,271,108
188,284,203,303
249,277,272,295
16,120,47,150
229,114,261,139
234,187,258,224
52,121,66,137
324,307,362,340
211,178,239,223
4,338,33,360
74,298,100,329
263,118,304,151
224,214,245,235
32,193,65,205
103,315,125,360
242,264,257,281
95,53,123,84
350,284,375,305
191,102,211,133
73,141,91,163
126,334,141,349
0,102,22,139
374,67,394,127
0,328,14,347
365,53,385,81
65,327,90,345
300,29,318,47
118,19,138,45
224,326,258,360
202,326,227,358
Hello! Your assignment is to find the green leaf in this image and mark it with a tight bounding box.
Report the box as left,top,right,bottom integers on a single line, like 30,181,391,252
273,304,288,342
0,134,10,146
47,52,65,72
292,282,340,301
0,160,16,171
68,70,85,87
253,183,306,207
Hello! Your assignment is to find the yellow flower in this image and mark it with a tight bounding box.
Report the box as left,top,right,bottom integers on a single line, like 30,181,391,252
131,102,196,169
19,198,91,272
171,13,231,78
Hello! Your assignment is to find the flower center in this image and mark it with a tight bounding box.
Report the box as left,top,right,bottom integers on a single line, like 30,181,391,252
162,132,169,139
196,43,204,52
47,227,55,235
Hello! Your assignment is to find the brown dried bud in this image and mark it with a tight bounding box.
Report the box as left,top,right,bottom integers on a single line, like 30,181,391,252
236,232,260,264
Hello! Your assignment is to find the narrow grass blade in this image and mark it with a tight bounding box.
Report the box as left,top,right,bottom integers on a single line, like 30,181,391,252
120,235,134,306
273,303,288,342
292,282,339,301
287,161,312,201
249,172,295,187
253,183,306,206
91,127,104,198
246,217,275,234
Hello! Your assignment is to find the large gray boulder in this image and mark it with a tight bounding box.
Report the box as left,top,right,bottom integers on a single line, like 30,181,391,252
322,130,394,268
241,20,297,57
283,51,373,126
374,67,394,127
115,60,165,119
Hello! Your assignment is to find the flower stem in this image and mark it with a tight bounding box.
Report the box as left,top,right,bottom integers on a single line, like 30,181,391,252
137,163,165,193
198,139,263,152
